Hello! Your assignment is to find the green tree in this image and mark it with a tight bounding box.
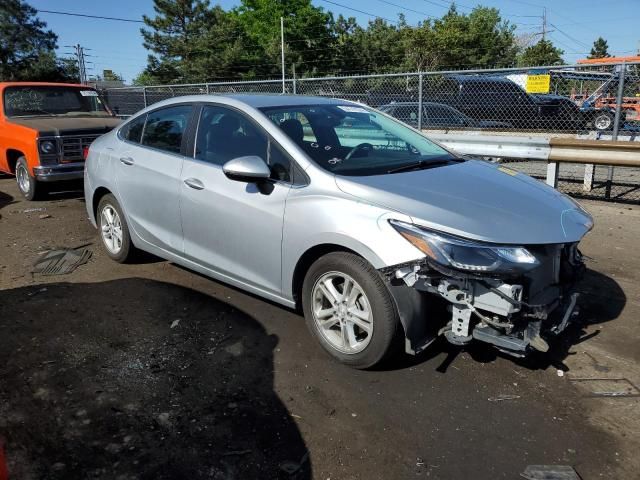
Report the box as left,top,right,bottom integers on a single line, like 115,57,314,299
0,0,76,81
141,0,246,83
233,0,335,78
428,6,518,70
517,39,565,67
588,37,610,59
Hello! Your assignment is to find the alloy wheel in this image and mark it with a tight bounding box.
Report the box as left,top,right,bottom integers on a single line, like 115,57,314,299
311,271,373,354
100,204,124,254
595,114,612,130
16,164,31,194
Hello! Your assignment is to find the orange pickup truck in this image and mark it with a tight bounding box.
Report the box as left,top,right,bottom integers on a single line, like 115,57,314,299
0,82,121,200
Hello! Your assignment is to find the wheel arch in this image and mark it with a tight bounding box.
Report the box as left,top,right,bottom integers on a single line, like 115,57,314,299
291,241,385,311
92,186,113,219
6,149,25,174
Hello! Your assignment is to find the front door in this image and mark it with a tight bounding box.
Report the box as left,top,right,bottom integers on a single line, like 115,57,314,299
115,104,193,254
180,104,293,297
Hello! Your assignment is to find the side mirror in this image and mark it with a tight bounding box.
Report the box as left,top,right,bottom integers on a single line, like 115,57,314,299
222,155,271,182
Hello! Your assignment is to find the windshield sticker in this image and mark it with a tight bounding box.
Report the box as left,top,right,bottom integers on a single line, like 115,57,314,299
498,166,518,176
337,105,369,114
80,90,98,97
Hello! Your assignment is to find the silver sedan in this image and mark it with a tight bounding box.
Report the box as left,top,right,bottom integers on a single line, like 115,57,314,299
84,94,593,368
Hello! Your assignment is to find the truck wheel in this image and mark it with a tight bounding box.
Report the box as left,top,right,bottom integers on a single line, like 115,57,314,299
594,112,614,131
302,252,401,369
97,194,136,263
16,157,46,201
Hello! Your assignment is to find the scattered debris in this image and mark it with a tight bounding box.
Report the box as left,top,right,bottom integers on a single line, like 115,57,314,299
38,214,51,219
570,378,640,398
520,465,581,480
279,452,309,475
557,370,565,377
170,319,180,329
224,341,244,357
23,207,45,213
27,287,48,297
222,449,252,457
488,394,521,402
32,247,92,276
157,412,171,427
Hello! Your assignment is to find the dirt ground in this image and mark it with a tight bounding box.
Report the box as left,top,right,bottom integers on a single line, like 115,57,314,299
0,176,638,480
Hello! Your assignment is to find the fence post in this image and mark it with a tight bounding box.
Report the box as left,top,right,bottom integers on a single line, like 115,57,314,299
142,87,147,108
206,83,210,94
606,61,626,198
292,64,297,95
417,72,423,131
546,161,559,188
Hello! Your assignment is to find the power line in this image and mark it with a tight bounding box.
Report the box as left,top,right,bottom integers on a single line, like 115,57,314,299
318,0,399,23
37,9,144,23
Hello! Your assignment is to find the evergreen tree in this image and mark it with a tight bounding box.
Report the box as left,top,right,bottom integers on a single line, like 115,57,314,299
517,39,565,67
588,37,610,59
0,0,76,81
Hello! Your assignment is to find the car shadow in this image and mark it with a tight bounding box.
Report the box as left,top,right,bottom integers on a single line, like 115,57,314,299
0,278,311,480
382,268,626,373
0,190,15,213
45,179,85,201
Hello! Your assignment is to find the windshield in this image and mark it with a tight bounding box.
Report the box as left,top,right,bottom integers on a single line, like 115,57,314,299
260,103,455,176
3,86,112,118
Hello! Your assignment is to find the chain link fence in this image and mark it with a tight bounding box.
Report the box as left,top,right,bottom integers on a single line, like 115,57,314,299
103,61,640,203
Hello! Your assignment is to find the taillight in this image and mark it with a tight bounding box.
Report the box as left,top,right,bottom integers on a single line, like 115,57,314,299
83,146,90,160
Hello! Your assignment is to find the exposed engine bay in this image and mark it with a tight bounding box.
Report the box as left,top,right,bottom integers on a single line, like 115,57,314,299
383,242,585,358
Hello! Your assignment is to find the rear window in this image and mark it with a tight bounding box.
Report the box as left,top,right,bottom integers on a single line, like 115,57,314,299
140,105,192,154
120,115,146,143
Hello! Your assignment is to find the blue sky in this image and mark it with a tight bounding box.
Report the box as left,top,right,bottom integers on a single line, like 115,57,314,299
29,0,639,83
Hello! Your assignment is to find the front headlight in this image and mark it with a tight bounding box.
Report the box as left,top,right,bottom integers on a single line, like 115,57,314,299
389,220,539,274
39,140,56,154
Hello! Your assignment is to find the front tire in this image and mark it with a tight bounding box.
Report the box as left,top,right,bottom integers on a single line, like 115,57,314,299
302,252,401,369
97,194,136,263
16,157,46,201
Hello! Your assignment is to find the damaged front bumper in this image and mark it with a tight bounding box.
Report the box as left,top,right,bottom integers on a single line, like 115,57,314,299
382,243,584,358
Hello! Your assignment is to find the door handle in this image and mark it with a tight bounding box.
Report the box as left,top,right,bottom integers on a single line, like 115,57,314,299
119,156,135,166
184,178,204,190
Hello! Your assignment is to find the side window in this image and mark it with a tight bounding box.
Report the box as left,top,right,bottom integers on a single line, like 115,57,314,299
195,105,267,166
267,140,291,183
120,114,146,143
196,105,294,183
141,105,192,154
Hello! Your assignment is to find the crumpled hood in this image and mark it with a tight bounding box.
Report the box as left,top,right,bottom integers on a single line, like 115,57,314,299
9,116,121,136
335,160,593,244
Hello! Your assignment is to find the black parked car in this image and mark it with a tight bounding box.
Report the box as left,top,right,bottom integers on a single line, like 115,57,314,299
426,75,583,131
378,101,513,129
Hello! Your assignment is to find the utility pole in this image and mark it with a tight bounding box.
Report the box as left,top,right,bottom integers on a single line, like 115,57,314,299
280,16,285,94
541,8,547,41
65,44,90,83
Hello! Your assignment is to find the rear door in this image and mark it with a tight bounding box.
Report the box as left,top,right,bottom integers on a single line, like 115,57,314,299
179,104,294,296
115,104,194,254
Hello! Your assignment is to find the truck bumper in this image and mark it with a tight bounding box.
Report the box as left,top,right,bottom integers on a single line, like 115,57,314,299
34,163,84,182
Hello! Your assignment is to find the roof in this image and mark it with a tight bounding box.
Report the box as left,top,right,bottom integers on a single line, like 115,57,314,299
577,55,640,65
221,94,354,108
0,82,94,89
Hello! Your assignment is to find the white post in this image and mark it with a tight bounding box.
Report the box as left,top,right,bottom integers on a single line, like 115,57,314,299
281,16,285,94
546,161,559,188
583,164,595,191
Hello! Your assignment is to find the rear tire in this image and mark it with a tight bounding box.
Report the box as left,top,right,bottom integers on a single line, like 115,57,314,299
302,252,401,369
594,111,614,131
97,194,136,263
16,157,46,201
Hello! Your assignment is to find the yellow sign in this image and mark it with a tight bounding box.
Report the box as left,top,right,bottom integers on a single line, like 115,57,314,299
526,74,551,94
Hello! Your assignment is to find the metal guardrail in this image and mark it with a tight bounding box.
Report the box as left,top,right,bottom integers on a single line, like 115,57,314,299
427,132,640,202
